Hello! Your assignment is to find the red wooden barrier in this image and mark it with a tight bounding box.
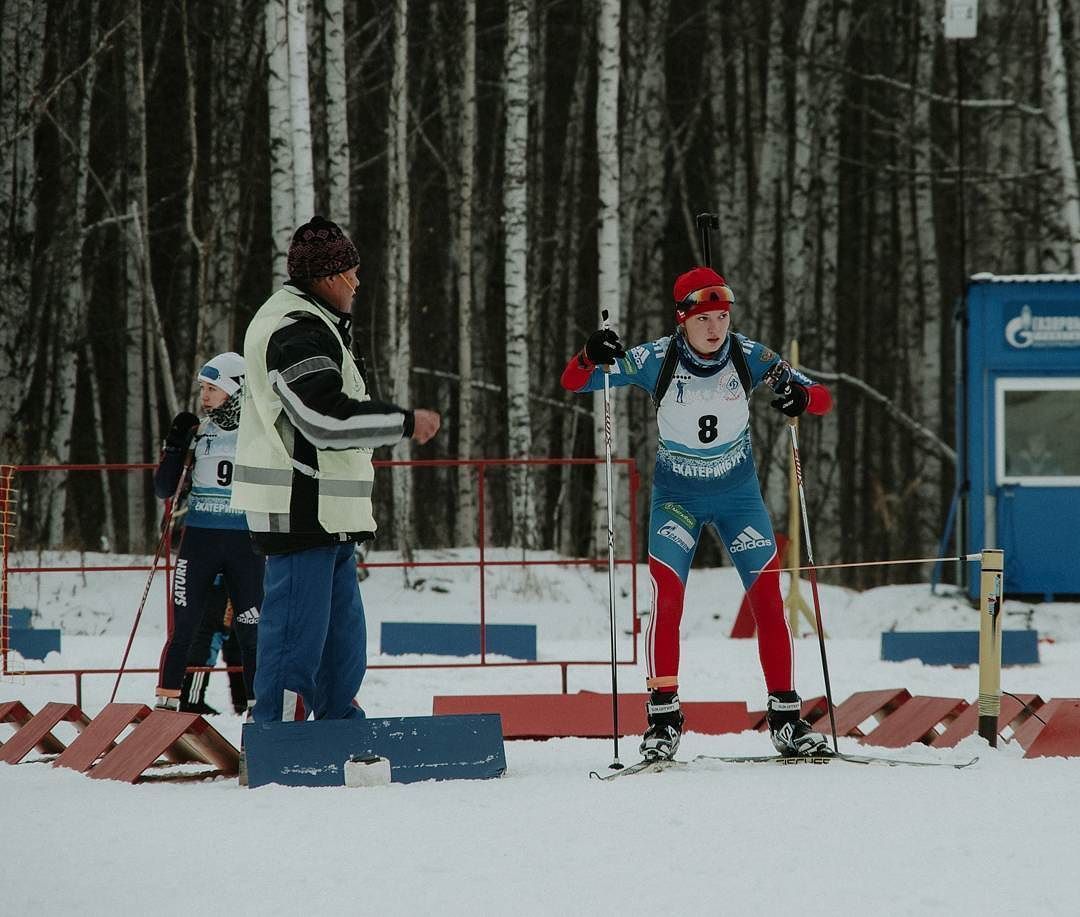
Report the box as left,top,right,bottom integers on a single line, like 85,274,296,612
53,703,152,772
0,703,91,764
88,710,239,783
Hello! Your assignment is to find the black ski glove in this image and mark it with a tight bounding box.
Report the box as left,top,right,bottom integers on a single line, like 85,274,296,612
164,411,199,452
768,367,810,418
582,328,626,366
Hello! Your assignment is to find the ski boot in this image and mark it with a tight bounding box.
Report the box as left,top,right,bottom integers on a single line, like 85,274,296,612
766,691,830,757
640,690,685,761
154,695,180,712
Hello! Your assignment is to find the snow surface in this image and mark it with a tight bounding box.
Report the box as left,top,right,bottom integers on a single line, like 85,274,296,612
2,549,1078,916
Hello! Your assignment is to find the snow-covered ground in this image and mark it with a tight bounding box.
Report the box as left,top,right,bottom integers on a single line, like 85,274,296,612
2,550,1077,916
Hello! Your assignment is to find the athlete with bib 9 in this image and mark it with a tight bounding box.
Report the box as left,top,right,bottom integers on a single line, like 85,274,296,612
153,352,262,713
560,267,833,760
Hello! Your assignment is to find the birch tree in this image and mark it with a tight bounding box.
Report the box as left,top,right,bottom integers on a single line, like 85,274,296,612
123,7,149,550
754,5,789,512
266,0,294,284
593,0,622,553
455,0,478,545
287,0,315,222
323,0,350,226
1046,0,1080,270
504,0,535,547
386,0,414,563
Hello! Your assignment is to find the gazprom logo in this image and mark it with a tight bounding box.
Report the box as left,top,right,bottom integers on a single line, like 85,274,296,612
1005,304,1080,348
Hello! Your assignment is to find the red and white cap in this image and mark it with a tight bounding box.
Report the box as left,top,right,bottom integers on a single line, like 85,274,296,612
673,267,735,324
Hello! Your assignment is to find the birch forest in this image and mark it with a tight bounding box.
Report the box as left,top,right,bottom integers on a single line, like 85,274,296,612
2,0,1078,586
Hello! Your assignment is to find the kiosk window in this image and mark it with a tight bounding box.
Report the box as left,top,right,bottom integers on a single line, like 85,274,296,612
998,382,1080,480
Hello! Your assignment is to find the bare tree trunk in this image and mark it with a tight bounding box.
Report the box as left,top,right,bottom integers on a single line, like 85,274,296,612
0,0,46,460
266,0,294,283
593,0,622,555
807,0,850,564
1046,0,1080,270
287,0,315,221
181,0,209,390
909,0,943,551
455,0,478,546
45,2,101,546
202,2,256,366
387,0,414,567
323,0,350,226
785,0,821,345
505,0,535,548
550,4,594,555
84,341,117,551
705,1,743,274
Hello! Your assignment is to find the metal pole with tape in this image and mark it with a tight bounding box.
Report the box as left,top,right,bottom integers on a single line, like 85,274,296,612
977,548,1004,746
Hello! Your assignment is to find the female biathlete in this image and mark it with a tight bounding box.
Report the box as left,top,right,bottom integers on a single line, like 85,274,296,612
560,268,833,760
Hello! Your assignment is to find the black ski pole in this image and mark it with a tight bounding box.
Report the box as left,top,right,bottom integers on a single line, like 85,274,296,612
600,308,623,771
787,421,839,752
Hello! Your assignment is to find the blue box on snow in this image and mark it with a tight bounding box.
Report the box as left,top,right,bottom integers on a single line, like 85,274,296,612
880,630,1039,666
242,713,506,788
380,621,537,660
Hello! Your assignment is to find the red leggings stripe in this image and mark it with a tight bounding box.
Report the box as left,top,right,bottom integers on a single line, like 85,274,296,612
745,550,794,693
646,554,685,682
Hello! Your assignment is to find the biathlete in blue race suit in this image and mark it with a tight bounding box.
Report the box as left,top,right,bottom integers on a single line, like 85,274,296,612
154,352,262,712
561,267,834,760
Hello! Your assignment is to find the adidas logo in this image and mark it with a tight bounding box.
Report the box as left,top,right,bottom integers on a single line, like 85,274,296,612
236,606,260,625
729,525,772,554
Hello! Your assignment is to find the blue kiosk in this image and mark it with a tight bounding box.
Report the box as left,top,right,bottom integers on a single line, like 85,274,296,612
961,274,1080,600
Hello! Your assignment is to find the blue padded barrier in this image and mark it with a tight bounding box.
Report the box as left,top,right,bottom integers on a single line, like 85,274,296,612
9,628,62,661
242,713,506,788
380,621,537,660
881,630,1039,666
7,607,32,630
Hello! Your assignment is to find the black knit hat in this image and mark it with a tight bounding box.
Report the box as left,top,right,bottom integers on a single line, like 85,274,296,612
286,215,360,280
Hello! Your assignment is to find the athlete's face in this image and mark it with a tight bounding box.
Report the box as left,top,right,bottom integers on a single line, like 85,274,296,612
683,308,731,356
199,380,228,412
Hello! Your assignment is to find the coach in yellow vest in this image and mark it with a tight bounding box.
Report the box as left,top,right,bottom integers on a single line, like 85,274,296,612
232,215,440,722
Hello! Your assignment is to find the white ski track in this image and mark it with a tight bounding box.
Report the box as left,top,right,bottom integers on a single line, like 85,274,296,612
589,751,979,779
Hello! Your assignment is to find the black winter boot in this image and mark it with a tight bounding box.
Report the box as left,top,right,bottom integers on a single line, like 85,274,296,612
766,691,829,757
640,691,685,760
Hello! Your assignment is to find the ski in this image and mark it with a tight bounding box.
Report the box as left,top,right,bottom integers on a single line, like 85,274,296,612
694,752,979,769
589,758,688,780
591,751,978,780
693,753,834,766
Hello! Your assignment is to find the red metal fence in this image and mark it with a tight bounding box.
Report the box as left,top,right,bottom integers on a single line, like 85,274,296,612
1,458,641,705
